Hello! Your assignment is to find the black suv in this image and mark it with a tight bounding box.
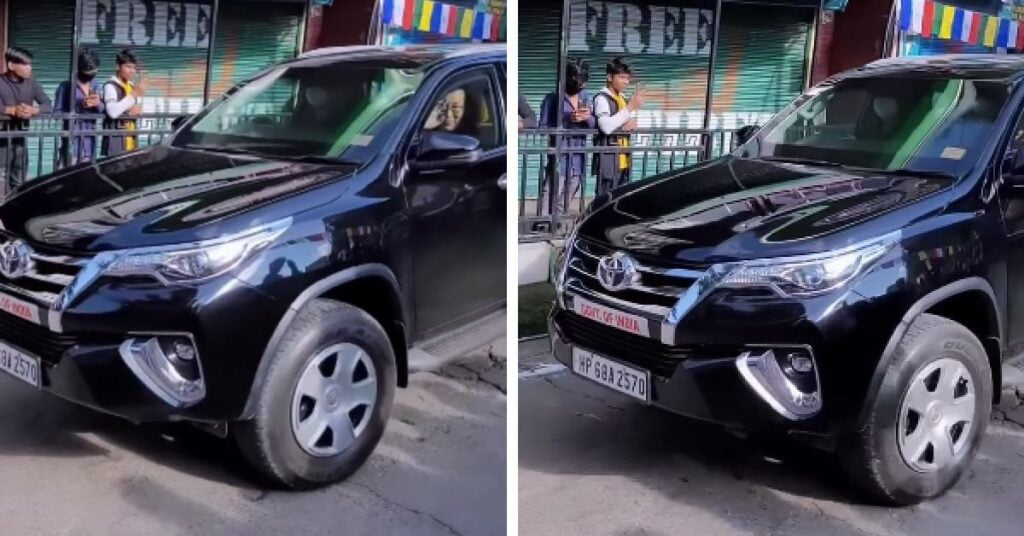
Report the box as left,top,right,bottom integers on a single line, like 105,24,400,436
0,45,506,488
550,55,1024,504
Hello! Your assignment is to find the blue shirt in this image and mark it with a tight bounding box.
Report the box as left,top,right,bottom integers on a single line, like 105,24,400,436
539,90,595,178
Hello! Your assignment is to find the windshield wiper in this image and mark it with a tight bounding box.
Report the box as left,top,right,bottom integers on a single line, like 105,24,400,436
759,156,844,167
849,167,957,180
181,144,355,165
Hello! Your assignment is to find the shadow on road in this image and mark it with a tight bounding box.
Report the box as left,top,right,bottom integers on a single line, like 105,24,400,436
0,378,265,489
519,370,1024,536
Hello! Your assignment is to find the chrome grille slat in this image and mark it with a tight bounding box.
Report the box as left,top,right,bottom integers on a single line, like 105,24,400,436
25,271,75,287
30,253,87,267
568,238,703,311
0,236,86,310
565,280,672,317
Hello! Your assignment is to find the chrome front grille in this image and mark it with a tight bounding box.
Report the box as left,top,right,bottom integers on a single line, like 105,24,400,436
0,237,86,308
564,238,702,314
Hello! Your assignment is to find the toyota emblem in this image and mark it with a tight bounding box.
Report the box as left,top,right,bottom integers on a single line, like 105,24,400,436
0,239,33,280
596,251,640,292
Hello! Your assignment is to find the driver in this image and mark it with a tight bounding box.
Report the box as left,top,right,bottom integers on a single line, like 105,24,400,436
423,88,467,133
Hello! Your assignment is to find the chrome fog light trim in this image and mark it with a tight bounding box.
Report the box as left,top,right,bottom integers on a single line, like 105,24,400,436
736,347,822,420
119,334,206,408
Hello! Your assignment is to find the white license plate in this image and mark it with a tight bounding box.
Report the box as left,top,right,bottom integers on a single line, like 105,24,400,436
0,341,40,388
571,296,650,337
571,347,650,402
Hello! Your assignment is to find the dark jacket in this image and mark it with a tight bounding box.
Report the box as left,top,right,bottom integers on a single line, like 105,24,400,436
592,91,630,179
102,78,137,156
0,74,52,132
519,93,537,129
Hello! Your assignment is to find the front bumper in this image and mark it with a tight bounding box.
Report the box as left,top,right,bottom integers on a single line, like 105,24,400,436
0,275,285,423
549,311,799,431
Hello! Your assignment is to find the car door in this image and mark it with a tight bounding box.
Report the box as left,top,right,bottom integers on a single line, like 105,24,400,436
404,63,506,338
999,106,1024,351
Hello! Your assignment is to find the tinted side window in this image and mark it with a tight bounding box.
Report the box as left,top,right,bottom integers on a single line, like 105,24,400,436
421,68,501,150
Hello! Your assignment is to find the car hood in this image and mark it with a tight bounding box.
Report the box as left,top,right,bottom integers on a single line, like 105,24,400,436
576,157,952,264
0,145,356,253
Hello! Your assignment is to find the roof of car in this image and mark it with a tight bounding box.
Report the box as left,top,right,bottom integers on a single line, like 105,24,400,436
296,43,505,65
842,54,1024,81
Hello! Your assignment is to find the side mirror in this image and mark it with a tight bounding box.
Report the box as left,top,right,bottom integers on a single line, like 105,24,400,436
735,124,760,146
410,131,483,171
171,114,192,131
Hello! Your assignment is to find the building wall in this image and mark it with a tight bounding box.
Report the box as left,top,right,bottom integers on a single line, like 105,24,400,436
827,0,892,76
310,0,377,48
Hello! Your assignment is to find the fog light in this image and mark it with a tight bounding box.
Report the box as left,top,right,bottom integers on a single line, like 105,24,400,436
736,347,822,420
788,353,814,374
172,339,196,362
119,335,205,408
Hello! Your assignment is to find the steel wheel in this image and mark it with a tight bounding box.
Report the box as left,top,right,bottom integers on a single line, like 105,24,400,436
897,357,976,473
291,342,378,457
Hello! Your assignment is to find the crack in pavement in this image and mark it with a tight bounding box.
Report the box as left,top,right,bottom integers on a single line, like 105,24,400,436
433,365,507,395
349,481,463,536
541,376,626,412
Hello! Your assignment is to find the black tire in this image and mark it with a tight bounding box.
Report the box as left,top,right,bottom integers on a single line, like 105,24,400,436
235,299,397,489
840,313,992,505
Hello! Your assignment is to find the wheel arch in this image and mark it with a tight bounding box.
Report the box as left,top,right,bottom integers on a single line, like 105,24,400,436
858,277,1004,427
240,263,410,420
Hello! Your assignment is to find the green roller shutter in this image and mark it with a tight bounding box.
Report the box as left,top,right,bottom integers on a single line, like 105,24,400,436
518,0,812,197
209,1,304,96
518,0,562,200
711,4,812,131
8,0,75,99
7,0,303,179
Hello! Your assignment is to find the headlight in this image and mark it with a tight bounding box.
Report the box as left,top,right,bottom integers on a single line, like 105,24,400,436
101,218,291,285
719,232,899,297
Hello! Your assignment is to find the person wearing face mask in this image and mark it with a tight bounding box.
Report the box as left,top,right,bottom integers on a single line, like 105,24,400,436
0,46,52,194
55,48,105,165
539,58,594,217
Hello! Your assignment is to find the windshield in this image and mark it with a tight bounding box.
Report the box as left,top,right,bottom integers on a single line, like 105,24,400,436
746,76,1012,177
172,60,426,163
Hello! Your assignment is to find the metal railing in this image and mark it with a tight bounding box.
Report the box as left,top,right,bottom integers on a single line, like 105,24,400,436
518,127,736,241
0,113,181,182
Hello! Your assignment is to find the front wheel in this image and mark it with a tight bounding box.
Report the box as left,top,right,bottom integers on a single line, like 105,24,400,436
841,313,992,505
235,299,397,489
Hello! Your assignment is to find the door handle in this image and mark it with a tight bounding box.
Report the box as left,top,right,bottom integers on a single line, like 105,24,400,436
497,174,507,191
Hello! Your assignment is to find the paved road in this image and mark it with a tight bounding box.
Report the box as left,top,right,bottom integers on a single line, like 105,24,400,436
0,341,506,536
519,339,1024,536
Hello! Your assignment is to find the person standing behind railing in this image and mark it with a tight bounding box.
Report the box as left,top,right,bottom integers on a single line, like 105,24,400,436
593,57,645,196
55,48,105,166
0,47,51,196
519,92,537,131
102,49,147,157
539,58,593,216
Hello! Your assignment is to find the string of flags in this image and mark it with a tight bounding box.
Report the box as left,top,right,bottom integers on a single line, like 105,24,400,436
381,0,507,42
899,0,1024,49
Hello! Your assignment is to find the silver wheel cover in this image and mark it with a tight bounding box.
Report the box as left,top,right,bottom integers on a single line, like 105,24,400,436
896,357,976,473
291,343,378,457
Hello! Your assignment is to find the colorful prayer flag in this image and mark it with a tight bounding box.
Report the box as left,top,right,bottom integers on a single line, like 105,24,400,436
460,8,474,38
490,13,502,41
984,15,998,47
939,5,953,39
402,0,415,30
921,0,934,38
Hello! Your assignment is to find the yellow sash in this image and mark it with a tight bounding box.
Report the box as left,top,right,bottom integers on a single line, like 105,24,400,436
113,78,137,150
610,91,629,170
